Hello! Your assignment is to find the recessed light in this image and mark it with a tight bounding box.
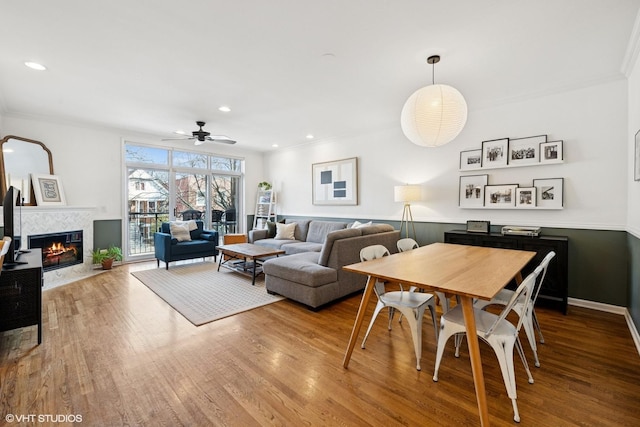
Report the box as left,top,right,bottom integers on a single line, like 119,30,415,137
306,134,314,139
174,130,187,135
272,144,279,148
24,61,47,71
218,106,231,112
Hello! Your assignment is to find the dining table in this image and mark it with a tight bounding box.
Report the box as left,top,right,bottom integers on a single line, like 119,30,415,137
342,242,536,427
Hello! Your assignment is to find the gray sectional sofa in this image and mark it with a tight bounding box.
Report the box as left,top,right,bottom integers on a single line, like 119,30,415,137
250,219,400,309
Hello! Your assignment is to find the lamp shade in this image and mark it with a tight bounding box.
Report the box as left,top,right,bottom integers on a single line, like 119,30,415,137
394,185,421,203
401,84,468,147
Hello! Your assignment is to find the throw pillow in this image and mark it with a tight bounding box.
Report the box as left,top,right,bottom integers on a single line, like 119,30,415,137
169,221,192,242
275,222,296,240
351,220,372,228
266,221,277,238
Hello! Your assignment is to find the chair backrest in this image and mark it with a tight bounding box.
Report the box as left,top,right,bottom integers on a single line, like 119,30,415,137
531,251,556,305
484,266,542,338
181,209,203,220
397,237,418,252
223,208,236,222
360,245,390,297
360,244,390,262
211,209,225,222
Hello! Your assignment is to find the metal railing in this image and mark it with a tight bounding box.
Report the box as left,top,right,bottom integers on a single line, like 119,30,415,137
127,211,233,257
128,212,169,255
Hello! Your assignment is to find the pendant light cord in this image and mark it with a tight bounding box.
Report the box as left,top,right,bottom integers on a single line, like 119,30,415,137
432,60,435,85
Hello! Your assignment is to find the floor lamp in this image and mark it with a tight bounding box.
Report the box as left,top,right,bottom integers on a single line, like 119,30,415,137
394,185,421,240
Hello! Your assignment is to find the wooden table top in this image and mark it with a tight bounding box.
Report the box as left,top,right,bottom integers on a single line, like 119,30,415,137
343,242,536,300
216,243,285,258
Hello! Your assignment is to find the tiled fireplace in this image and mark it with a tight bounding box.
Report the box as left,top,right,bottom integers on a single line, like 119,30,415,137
28,230,84,272
19,206,96,289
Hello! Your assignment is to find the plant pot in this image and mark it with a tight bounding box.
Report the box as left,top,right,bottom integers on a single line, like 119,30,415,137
101,258,114,270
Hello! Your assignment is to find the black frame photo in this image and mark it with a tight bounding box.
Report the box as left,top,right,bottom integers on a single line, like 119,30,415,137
481,138,508,168
460,149,482,171
508,135,544,166
459,174,488,208
533,178,564,208
515,187,536,208
484,184,517,208
540,140,563,164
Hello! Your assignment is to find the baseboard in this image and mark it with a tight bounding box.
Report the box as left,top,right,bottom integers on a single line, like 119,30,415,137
568,297,640,356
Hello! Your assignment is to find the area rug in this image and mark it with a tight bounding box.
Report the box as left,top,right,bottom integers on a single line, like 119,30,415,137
131,262,284,326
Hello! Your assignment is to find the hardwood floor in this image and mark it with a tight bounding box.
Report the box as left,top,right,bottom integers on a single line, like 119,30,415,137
1,260,639,426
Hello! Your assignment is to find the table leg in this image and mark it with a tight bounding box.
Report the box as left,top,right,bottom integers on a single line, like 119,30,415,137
460,295,490,427
217,252,223,271
342,276,376,368
251,257,257,286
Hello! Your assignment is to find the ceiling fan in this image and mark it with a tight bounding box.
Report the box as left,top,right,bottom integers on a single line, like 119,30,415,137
163,121,236,145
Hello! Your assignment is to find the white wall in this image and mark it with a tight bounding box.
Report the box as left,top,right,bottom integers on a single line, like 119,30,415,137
0,116,265,226
264,79,628,231
628,48,640,237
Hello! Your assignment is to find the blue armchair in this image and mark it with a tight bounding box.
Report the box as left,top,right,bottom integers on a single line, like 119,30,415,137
154,220,219,269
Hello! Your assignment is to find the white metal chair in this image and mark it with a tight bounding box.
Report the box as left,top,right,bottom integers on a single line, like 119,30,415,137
433,266,541,423
360,244,438,371
474,251,555,367
396,237,418,252
396,238,450,313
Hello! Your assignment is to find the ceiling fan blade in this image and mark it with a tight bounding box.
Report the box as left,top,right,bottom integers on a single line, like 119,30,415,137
161,136,195,141
209,138,237,145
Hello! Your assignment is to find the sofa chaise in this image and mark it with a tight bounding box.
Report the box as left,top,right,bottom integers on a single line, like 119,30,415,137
251,219,400,309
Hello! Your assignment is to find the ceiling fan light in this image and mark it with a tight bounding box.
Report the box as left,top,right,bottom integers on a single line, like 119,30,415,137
401,84,467,147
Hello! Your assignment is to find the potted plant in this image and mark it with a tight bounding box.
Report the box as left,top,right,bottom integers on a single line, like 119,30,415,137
258,181,272,191
91,245,123,270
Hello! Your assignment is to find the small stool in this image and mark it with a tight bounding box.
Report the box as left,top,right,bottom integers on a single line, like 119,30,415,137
223,234,248,260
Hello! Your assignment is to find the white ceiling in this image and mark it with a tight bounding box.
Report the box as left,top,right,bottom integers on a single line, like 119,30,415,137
1,0,639,151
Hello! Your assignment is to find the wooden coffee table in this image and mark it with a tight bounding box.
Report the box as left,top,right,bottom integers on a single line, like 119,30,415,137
216,243,285,285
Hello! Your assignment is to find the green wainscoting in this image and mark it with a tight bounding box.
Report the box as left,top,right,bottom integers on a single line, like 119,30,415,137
93,219,122,251
257,215,629,309
627,233,640,332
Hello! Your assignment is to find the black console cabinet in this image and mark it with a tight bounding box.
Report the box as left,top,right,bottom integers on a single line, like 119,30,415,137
0,250,43,343
444,230,568,314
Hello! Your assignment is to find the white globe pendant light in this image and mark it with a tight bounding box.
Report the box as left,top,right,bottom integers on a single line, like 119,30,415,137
401,55,467,147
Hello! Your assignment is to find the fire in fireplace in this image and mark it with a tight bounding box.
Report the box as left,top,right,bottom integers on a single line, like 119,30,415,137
28,230,83,272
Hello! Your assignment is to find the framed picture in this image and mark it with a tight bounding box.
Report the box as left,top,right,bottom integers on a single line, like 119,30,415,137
508,135,544,166
481,138,508,168
312,157,358,205
459,174,488,208
533,178,564,208
635,131,640,181
31,174,67,206
460,149,482,171
540,140,563,163
484,184,517,208
515,187,536,208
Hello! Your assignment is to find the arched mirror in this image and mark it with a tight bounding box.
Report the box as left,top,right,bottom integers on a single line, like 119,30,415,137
0,135,54,205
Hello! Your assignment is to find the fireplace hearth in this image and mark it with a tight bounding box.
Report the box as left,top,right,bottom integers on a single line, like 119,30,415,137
28,230,84,272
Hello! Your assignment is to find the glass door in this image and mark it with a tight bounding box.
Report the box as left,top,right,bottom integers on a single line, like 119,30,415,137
174,172,208,221
126,167,169,258
210,174,240,237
